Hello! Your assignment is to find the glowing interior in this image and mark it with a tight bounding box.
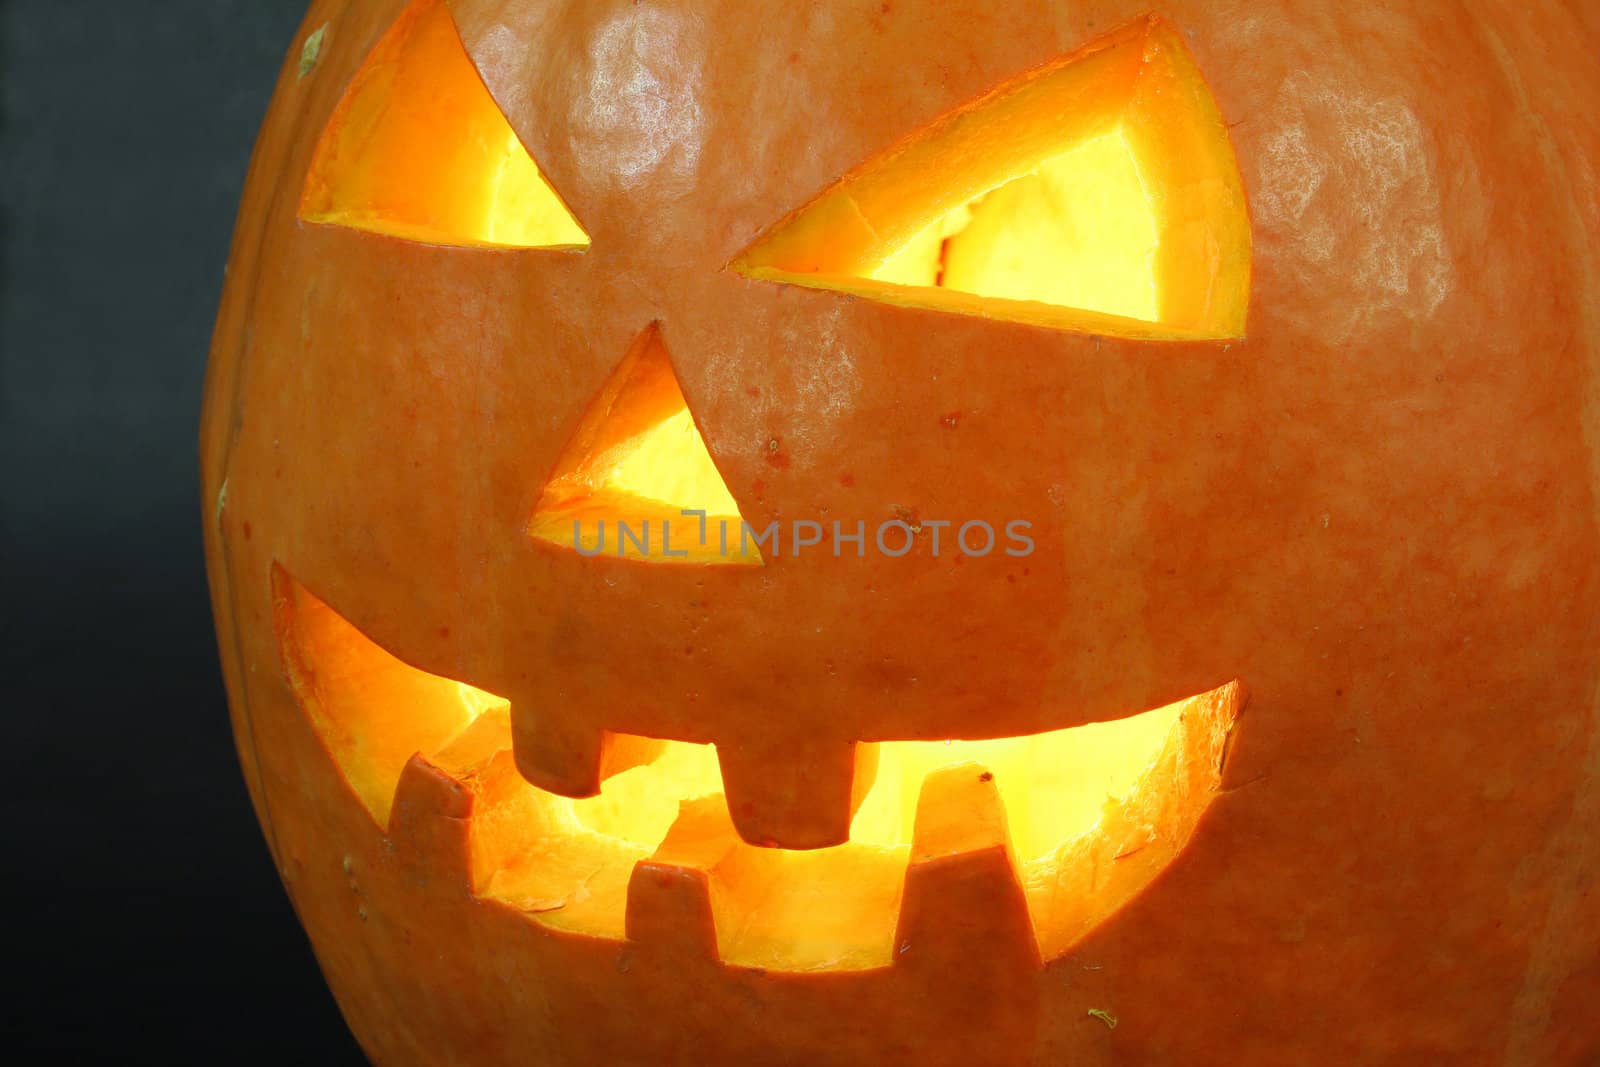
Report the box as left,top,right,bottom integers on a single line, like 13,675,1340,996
733,15,1250,339
849,711,1180,860
529,325,760,565
276,569,1239,971
299,0,589,249
872,130,1160,323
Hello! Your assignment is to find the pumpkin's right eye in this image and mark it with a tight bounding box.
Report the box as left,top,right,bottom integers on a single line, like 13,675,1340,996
299,0,588,251
731,15,1250,341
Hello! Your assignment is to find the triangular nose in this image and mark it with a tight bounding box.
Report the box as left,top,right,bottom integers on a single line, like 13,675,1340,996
529,325,762,565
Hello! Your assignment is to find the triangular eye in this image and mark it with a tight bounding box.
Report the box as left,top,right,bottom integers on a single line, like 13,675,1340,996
732,15,1249,340
299,0,589,250
530,325,762,566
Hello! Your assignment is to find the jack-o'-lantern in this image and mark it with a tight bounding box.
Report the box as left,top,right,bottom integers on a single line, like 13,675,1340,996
202,0,1600,1062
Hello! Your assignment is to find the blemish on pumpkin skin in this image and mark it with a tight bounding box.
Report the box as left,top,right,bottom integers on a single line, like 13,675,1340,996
1087,1008,1118,1030
298,25,328,80
839,472,855,488
941,411,962,429
572,7,708,188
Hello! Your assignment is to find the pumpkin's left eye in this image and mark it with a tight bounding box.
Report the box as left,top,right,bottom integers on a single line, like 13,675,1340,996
732,15,1249,341
299,0,588,250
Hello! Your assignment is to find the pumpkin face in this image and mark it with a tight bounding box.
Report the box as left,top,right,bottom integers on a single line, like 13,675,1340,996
203,0,1600,1062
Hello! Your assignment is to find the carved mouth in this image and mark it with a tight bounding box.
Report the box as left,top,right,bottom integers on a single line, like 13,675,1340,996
275,567,1240,973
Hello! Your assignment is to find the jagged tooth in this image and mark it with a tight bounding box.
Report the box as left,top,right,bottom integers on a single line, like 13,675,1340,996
717,738,879,850
894,762,1041,973
510,703,665,797
624,795,737,957
387,753,474,893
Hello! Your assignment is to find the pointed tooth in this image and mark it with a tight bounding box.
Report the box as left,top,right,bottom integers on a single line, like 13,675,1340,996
717,738,879,850
510,704,665,797
625,795,736,957
388,753,474,892
894,762,1041,973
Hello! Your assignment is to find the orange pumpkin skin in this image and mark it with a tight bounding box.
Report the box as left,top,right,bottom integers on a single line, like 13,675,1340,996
203,1,1600,1063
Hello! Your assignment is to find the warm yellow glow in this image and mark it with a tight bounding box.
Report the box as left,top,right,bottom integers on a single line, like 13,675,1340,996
530,326,760,565
477,704,1190,970
708,838,908,972
872,130,1161,324
590,411,745,521
733,14,1250,339
275,566,481,823
299,0,589,249
535,705,1183,862
278,569,1239,970
455,680,506,720
568,740,724,844
466,701,1216,970
851,702,1183,862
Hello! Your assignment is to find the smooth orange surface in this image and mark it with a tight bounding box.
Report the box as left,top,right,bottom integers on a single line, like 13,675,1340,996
204,1,1600,1063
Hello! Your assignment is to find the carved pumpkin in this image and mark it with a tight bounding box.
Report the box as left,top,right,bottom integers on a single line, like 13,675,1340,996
203,0,1600,1062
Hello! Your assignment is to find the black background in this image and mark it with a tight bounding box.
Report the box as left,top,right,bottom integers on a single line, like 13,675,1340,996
3,2,364,1061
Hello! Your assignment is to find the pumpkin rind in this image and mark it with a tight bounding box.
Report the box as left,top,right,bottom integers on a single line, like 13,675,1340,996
204,1,1600,1062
